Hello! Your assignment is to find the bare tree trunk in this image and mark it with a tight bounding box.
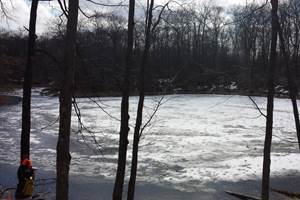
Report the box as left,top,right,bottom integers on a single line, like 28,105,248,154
293,28,299,76
56,1,79,200
127,1,154,199
261,0,278,199
277,19,300,151
126,93,144,200
21,0,38,160
250,50,256,94
201,21,206,60
112,0,135,199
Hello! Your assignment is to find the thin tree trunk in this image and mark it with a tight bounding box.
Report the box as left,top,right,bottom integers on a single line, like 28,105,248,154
201,22,206,60
127,1,154,199
261,0,278,199
127,93,144,200
112,0,135,199
250,51,256,94
293,13,299,76
20,0,38,160
56,1,79,200
246,48,252,94
277,19,300,151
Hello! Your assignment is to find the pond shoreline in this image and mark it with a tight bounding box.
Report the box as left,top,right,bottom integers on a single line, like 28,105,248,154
0,162,299,200
0,86,298,104
0,95,22,106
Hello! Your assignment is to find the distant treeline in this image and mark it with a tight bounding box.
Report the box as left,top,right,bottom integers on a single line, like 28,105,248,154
0,1,299,96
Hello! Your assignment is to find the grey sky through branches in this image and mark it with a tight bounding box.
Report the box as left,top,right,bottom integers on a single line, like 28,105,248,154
0,0,263,33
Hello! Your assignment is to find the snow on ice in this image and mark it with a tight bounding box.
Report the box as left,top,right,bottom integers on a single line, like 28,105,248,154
0,91,299,192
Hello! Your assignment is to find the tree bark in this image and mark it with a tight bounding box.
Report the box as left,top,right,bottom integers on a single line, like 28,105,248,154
127,1,154,199
20,0,38,160
56,1,79,200
112,0,135,199
261,0,278,199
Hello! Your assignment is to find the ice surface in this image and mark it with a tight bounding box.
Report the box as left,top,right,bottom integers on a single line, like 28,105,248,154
0,92,299,192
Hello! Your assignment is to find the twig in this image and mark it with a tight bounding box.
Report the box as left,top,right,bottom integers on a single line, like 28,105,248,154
139,96,165,139
40,115,59,130
72,96,104,153
223,0,269,27
0,0,12,20
85,0,128,7
88,97,120,121
248,96,267,118
79,6,94,19
151,1,170,32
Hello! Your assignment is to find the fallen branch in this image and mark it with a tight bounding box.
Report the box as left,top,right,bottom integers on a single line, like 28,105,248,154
225,190,261,200
271,188,300,199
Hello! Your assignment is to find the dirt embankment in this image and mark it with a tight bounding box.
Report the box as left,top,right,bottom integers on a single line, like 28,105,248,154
0,95,22,106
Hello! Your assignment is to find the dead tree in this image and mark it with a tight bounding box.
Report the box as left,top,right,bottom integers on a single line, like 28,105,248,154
56,0,79,199
20,0,38,161
261,0,279,199
112,0,135,199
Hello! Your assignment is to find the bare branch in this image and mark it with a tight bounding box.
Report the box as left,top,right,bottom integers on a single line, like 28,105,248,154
248,96,267,118
0,0,16,20
63,0,67,11
151,1,170,32
0,0,9,19
139,96,165,139
223,0,269,27
40,115,59,130
88,97,121,121
57,0,69,19
72,96,103,153
85,0,128,7
79,6,94,18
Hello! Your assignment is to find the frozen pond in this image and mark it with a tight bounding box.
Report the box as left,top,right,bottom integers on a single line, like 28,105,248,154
0,90,300,195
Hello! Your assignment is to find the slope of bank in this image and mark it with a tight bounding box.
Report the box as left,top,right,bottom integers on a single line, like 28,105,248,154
1,163,299,200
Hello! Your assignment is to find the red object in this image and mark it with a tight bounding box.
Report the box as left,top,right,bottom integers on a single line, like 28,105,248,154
6,191,13,200
21,159,32,167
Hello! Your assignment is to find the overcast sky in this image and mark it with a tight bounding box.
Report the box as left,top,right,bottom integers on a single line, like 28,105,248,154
0,0,261,34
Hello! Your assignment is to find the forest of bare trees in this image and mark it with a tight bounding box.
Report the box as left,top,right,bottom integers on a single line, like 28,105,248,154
0,0,300,200
0,0,299,96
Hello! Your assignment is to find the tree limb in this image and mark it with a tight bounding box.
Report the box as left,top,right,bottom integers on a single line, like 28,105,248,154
57,0,69,19
248,96,267,118
85,0,128,7
139,96,165,139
